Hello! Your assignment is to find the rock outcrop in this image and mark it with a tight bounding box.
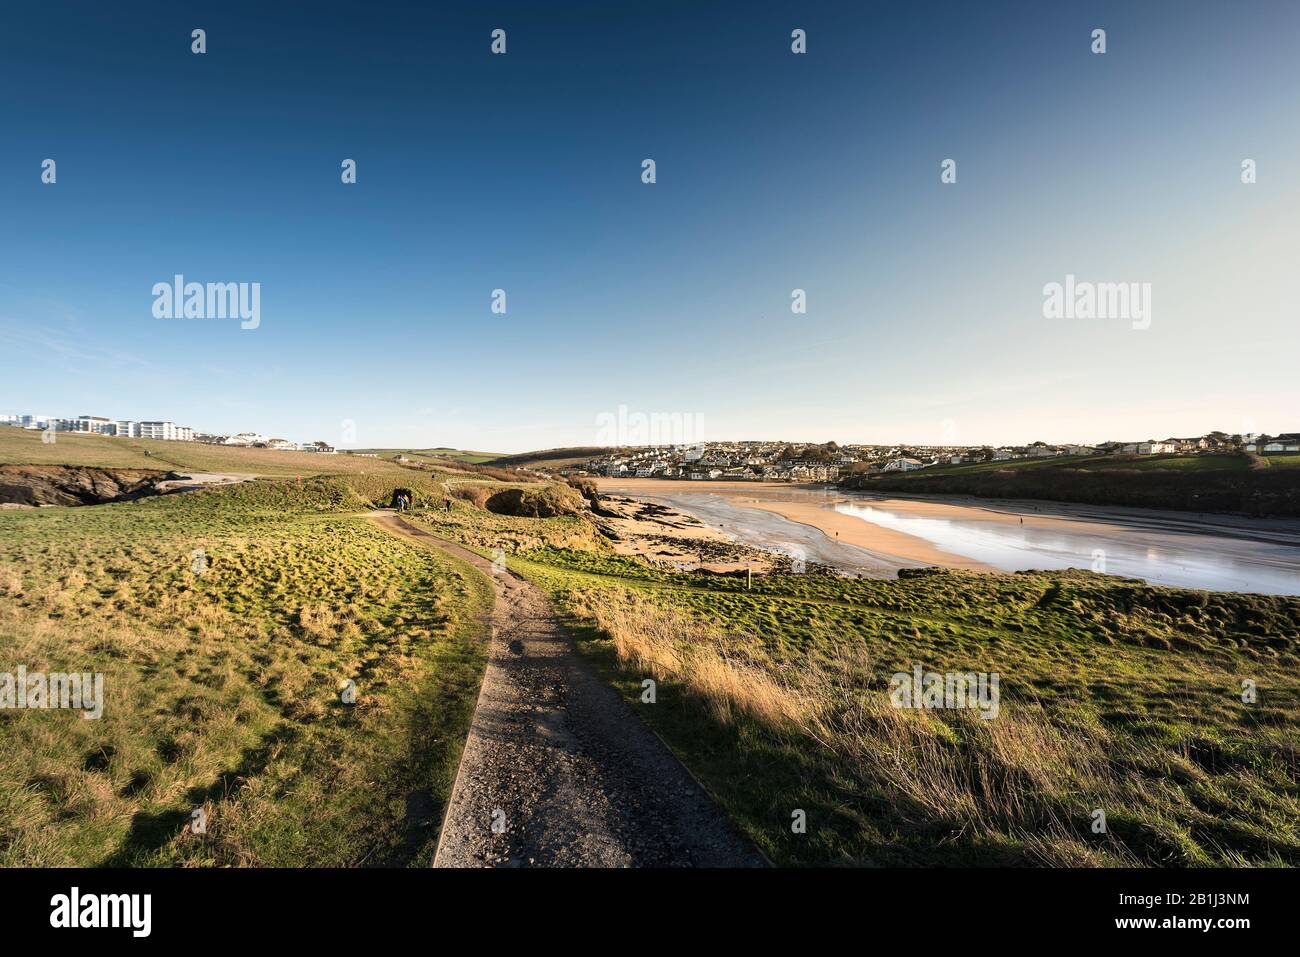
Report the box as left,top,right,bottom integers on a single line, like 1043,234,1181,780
0,465,174,507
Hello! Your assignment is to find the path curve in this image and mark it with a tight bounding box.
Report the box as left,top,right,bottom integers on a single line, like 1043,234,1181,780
368,511,766,868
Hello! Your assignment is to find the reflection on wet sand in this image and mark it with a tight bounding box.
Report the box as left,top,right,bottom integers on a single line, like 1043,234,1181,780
598,479,1300,595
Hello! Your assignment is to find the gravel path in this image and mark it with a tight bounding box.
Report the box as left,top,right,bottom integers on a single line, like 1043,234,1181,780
369,512,766,868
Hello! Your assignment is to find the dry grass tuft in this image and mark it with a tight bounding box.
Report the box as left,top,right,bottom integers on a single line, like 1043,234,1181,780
567,584,1268,865
579,588,809,729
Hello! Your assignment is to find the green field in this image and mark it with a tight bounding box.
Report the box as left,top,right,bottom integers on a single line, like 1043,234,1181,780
5,428,1298,868
905,454,1096,476
407,508,1300,867
0,474,492,866
852,451,1300,516
0,428,505,480
908,453,1249,478
355,447,506,466
1075,454,1253,472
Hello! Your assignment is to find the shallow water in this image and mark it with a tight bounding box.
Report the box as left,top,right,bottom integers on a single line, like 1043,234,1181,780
606,484,1300,595
609,490,907,575
834,501,1300,595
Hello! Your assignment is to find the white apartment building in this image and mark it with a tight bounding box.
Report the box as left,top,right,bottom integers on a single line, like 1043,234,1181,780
75,415,114,434
138,421,178,441
5,411,198,441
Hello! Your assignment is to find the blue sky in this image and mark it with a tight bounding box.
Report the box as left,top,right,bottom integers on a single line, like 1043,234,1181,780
2,1,1297,452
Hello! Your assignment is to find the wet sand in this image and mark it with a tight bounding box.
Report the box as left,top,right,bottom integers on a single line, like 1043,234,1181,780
596,480,995,570
595,478,1300,593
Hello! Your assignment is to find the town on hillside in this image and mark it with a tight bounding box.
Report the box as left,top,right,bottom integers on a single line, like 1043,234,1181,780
5,414,1298,480
563,432,1300,482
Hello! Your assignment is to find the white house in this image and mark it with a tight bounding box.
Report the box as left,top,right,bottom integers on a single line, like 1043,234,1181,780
882,457,924,472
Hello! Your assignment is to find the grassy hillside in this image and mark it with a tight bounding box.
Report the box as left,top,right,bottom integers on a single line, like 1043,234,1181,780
849,453,1300,516
0,427,389,477
485,446,614,469
7,422,1297,867
0,473,492,866
0,428,520,497
408,504,1300,867
355,447,505,465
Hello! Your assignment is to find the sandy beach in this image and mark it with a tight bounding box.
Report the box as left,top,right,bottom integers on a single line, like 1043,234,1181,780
593,478,1300,594
595,479,1001,569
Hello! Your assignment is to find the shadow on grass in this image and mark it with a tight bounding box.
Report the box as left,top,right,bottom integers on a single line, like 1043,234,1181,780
553,611,1135,867
98,724,300,867
549,610,916,866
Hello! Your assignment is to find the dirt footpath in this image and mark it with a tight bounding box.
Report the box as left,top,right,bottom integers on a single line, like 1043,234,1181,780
368,512,765,868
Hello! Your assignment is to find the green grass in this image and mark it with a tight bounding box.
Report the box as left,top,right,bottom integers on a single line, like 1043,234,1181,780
356,448,505,465
7,436,1298,868
410,509,1300,868
854,451,1300,516
0,427,504,481
910,454,1095,476
905,453,1247,478
1074,454,1252,472
0,475,492,866
403,498,605,554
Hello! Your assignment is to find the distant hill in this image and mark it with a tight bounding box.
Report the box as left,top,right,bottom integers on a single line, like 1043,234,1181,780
485,447,613,469
846,452,1300,516
355,448,504,465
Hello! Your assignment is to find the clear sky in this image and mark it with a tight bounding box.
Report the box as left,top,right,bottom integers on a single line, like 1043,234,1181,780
2,1,1297,452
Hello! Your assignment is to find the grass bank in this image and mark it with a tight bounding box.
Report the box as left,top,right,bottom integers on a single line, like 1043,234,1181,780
411,504,1300,867
848,453,1300,516
0,476,492,866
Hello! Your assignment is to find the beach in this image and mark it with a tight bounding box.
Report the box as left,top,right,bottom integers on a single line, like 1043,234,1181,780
595,478,1300,593
594,479,1001,569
